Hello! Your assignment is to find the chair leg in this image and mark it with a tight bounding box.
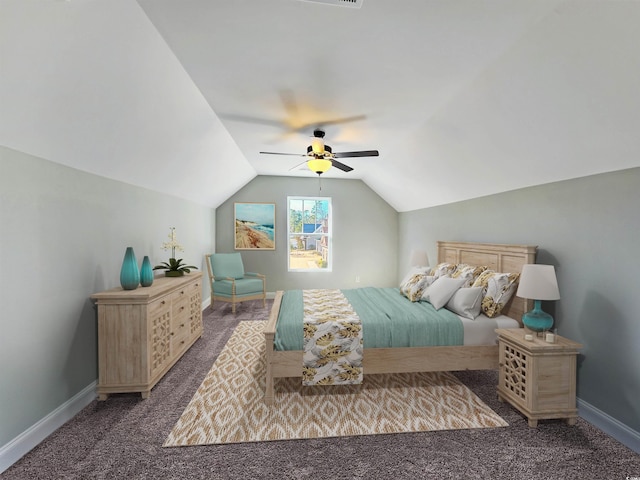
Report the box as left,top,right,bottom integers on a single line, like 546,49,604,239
232,301,236,314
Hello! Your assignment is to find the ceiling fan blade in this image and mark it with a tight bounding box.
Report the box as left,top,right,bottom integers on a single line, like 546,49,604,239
330,159,354,172
279,89,299,118
293,114,367,133
260,151,307,157
288,160,308,171
220,113,286,129
333,150,379,158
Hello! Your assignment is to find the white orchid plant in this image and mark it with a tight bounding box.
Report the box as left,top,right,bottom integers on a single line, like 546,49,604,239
153,227,197,277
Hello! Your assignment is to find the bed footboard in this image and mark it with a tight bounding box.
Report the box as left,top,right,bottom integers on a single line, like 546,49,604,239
263,290,283,405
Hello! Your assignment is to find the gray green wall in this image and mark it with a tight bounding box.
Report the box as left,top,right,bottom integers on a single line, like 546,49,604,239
0,146,215,447
215,176,398,291
398,167,640,434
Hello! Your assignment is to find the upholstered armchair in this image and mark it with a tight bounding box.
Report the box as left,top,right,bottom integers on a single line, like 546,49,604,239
205,253,266,313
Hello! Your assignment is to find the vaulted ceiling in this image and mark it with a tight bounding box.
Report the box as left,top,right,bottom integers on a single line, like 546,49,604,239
2,0,639,211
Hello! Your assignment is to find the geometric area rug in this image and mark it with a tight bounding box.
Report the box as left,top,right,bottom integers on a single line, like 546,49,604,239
164,321,507,447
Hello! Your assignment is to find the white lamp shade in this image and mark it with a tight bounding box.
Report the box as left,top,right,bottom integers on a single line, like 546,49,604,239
410,249,429,267
516,264,560,300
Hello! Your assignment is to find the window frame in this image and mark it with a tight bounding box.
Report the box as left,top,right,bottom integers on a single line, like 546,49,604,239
287,196,332,272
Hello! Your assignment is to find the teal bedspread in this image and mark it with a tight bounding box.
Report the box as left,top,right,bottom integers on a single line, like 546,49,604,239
274,287,463,351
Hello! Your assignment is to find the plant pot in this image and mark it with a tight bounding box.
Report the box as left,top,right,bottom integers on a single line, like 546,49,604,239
165,270,185,277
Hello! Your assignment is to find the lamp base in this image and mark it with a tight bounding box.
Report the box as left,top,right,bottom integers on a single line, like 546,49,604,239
522,299,554,332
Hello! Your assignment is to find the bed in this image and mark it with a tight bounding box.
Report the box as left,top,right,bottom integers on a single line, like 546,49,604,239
263,241,537,404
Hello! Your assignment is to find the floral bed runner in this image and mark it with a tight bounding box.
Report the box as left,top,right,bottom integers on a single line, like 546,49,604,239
302,289,363,386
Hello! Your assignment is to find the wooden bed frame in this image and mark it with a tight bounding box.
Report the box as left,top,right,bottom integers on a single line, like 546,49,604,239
263,241,537,404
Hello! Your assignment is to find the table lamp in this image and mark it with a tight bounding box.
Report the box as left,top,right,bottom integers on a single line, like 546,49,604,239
410,249,429,267
516,264,560,333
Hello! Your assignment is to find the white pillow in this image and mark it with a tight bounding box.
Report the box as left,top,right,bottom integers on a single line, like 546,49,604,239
422,276,465,310
446,286,484,320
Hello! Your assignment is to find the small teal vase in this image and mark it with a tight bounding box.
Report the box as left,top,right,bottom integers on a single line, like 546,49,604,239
522,300,554,332
120,247,140,290
140,255,154,287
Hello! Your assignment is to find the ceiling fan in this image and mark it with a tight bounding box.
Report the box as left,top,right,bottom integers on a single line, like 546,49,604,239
260,129,379,175
221,89,368,141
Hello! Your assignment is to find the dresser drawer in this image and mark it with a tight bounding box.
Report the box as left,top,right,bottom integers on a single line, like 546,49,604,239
171,327,190,355
148,295,171,319
171,295,190,319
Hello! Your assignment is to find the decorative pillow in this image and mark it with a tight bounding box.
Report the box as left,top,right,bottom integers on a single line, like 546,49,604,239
399,266,430,289
400,272,428,299
429,262,457,279
452,264,488,287
472,270,521,318
406,275,434,302
422,276,466,310
445,286,484,320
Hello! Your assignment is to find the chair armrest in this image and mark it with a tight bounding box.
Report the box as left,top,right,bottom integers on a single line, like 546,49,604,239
245,272,265,279
213,276,236,282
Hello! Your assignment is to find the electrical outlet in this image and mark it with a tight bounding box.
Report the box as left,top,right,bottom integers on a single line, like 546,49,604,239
355,276,361,283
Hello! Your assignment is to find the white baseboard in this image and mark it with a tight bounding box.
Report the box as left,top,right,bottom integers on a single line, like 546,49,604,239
578,397,640,453
0,381,97,474
202,296,211,310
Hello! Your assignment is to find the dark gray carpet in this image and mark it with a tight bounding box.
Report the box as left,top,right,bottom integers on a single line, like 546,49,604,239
5,300,639,479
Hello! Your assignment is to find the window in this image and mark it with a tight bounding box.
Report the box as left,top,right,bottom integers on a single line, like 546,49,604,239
287,196,332,271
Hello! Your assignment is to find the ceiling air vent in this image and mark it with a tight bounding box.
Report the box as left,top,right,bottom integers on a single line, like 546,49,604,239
298,0,363,8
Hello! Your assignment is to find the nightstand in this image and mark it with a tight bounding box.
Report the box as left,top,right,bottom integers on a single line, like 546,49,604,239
495,328,582,428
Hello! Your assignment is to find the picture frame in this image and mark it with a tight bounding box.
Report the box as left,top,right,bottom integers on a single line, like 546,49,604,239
234,202,276,250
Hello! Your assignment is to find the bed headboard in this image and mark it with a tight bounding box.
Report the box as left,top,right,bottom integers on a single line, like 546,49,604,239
437,241,538,324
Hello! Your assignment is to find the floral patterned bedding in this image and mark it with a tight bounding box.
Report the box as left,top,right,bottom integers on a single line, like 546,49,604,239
302,289,363,386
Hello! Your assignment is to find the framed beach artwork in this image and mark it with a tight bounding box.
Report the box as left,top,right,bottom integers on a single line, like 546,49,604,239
234,203,276,250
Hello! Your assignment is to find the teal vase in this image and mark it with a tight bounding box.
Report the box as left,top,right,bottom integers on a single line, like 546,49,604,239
522,299,554,332
120,247,140,290
140,255,154,287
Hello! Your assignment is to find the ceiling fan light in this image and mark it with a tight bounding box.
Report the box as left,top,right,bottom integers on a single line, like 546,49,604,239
311,137,324,154
307,158,332,174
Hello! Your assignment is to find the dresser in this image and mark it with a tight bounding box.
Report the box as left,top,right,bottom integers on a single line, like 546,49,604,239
496,328,582,427
91,272,203,400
